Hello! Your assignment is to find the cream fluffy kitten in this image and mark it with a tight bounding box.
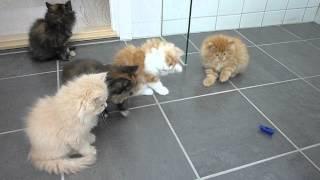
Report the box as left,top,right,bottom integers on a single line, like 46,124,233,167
201,34,249,87
25,73,108,174
114,38,184,96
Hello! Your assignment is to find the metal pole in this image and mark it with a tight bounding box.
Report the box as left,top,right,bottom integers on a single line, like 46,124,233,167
185,0,193,64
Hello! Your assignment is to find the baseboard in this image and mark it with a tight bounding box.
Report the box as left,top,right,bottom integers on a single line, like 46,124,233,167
0,26,117,50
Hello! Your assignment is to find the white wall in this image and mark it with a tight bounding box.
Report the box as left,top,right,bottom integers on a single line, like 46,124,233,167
161,0,320,35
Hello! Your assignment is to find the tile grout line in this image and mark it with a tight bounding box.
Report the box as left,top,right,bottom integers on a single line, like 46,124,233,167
182,34,200,52
230,81,320,173
199,142,320,180
152,94,201,179
282,0,290,24
256,37,320,47
56,60,60,90
0,71,57,81
235,29,320,93
302,0,311,22
0,128,25,135
260,0,269,27
278,25,303,39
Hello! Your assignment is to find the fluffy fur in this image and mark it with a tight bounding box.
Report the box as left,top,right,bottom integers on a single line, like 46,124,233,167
62,59,138,117
114,38,184,95
201,34,249,87
26,73,108,175
29,1,76,61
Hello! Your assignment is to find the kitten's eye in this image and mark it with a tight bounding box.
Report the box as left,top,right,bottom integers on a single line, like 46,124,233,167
223,53,226,56
215,54,219,57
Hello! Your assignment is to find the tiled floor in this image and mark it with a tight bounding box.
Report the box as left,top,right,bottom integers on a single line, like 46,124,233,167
1,22,320,180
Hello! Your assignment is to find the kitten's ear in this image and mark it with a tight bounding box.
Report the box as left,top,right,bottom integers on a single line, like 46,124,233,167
207,42,214,49
97,72,108,81
45,2,52,9
228,40,235,50
175,47,184,57
65,1,72,10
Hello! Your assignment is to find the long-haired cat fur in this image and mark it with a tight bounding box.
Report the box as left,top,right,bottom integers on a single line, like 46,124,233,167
62,59,138,117
114,38,184,96
201,34,249,87
29,1,76,61
26,73,108,174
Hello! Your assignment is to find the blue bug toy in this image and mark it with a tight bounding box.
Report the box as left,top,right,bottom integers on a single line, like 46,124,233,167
259,125,275,136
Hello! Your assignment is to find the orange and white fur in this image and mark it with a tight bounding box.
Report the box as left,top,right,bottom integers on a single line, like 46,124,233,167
201,34,249,87
25,73,108,174
114,38,183,95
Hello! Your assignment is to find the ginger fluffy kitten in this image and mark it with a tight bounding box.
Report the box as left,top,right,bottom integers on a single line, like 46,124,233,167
26,73,108,174
114,38,184,95
201,34,249,87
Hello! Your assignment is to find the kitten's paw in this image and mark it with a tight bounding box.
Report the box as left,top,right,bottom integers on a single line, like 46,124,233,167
120,110,130,117
88,134,96,144
80,145,97,155
203,77,216,87
156,86,169,95
219,72,231,82
69,50,76,57
141,88,154,95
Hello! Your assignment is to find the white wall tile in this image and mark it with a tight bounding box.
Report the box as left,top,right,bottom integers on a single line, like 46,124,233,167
243,0,268,13
315,9,320,23
308,0,320,7
132,21,161,38
263,10,286,26
132,0,161,23
190,17,216,33
163,0,189,20
240,12,264,28
216,15,241,30
266,0,288,11
283,8,304,23
287,0,308,9
303,7,318,22
162,19,188,35
218,0,243,15
192,0,218,17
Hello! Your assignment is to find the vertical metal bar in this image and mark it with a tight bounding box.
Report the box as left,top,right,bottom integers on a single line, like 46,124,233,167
185,0,193,64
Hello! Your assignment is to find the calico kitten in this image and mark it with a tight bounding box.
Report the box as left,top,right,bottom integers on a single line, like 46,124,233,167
114,38,184,96
62,59,138,117
29,1,76,61
201,34,249,87
26,73,108,174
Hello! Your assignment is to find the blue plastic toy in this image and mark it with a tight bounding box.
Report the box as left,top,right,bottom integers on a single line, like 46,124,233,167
259,125,275,136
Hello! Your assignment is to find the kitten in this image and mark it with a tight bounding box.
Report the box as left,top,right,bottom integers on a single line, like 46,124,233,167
62,59,138,117
201,34,249,87
114,38,184,96
26,73,108,174
29,1,76,61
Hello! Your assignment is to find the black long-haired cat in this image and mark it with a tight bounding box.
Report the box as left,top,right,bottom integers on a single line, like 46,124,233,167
29,1,76,61
62,59,139,117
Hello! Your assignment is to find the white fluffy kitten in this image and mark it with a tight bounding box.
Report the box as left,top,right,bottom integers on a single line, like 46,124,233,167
25,73,108,175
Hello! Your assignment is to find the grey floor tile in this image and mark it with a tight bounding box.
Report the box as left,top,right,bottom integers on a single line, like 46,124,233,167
209,153,320,180
282,22,320,39
238,26,299,45
163,35,198,53
242,80,320,147
261,41,320,77
60,41,125,68
189,30,253,49
0,132,59,180
0,73,57,133
155,53,234,102
305,76,320,90
231,47,297,88
66,106,196,180
162,92,294,176
0,52,56,78
304,146,320,167
308,39,320,48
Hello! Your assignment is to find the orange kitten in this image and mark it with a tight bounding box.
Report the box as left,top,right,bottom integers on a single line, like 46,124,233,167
200,34,249,87
114,38,184,96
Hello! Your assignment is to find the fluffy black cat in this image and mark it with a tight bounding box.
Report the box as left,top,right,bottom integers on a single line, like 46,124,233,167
62,59,138,117
29,1,76,61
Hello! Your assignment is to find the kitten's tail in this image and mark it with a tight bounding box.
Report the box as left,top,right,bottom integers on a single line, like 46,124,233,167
29,153,96,175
